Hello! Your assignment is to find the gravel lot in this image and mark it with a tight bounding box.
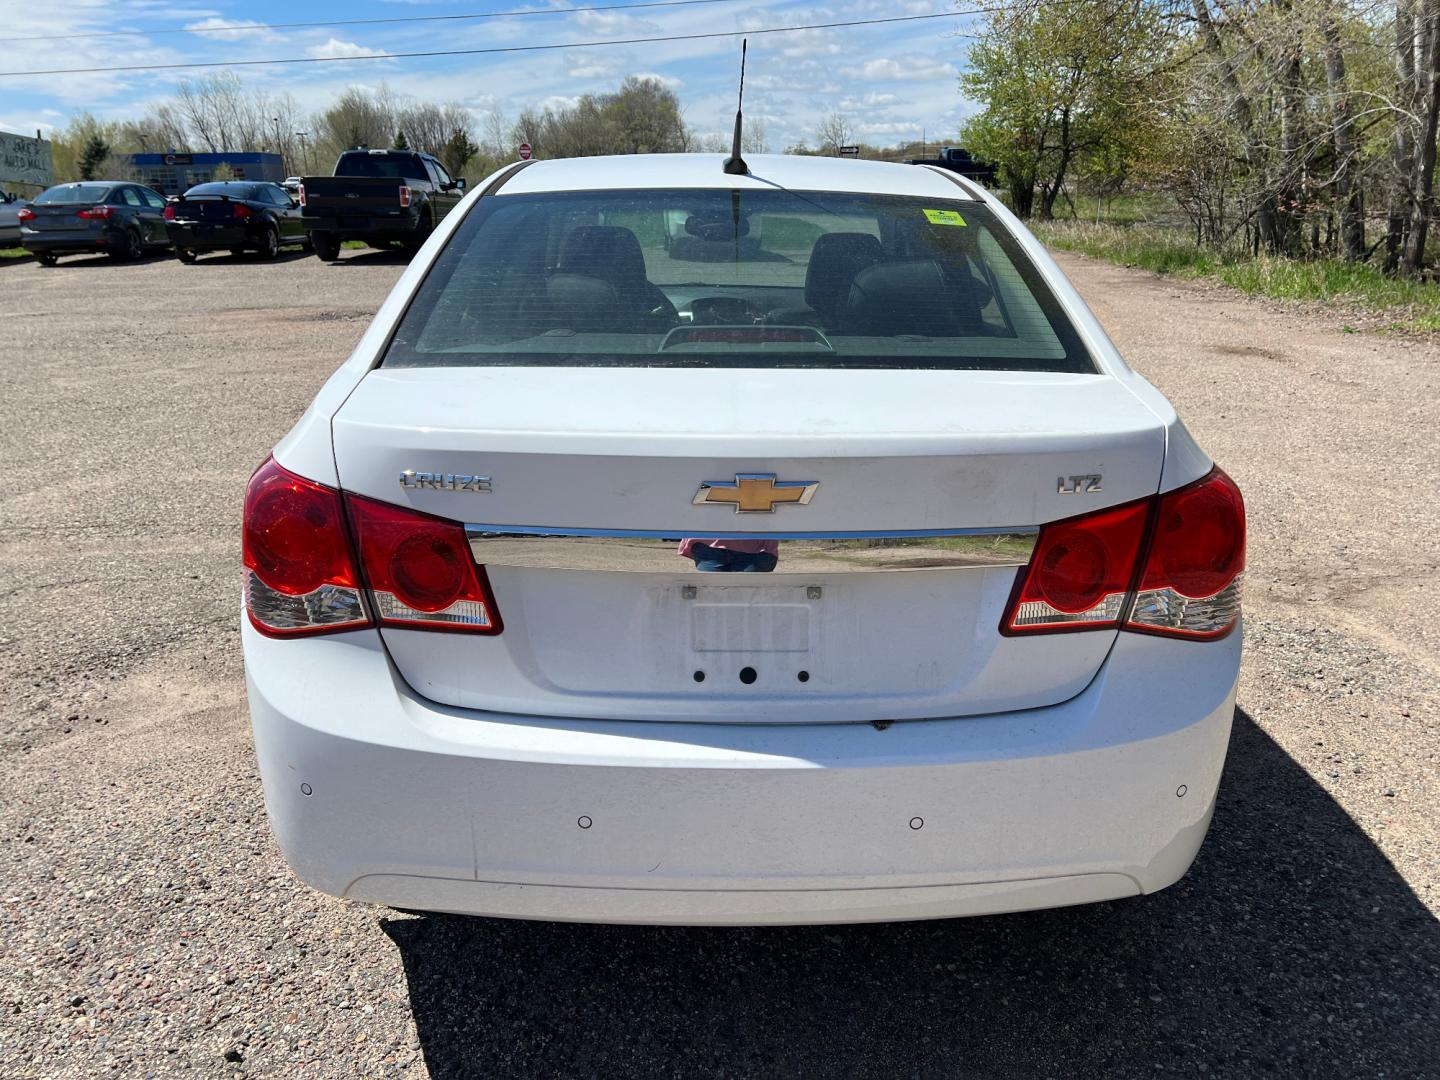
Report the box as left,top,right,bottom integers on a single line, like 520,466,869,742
1,246,1436,1078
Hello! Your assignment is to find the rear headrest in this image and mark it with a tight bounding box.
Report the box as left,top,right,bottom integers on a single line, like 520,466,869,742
559,225,647,287
804,233,883,324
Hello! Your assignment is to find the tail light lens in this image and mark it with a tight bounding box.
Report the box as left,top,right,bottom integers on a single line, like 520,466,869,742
16,207,34,222
399,185,412,208
1003,500,1150,633
233,203,252,219
297,183,306,207
243,459,369,637
1126,468,1245,639
76,205,114,220
346,495,502,634
163,204,176,220
1003,467,1244,640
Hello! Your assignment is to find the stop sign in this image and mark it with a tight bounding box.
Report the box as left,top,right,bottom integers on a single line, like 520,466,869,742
518,143,532,161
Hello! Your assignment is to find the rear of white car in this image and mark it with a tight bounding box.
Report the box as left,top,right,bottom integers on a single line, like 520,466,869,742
242,155,1244,925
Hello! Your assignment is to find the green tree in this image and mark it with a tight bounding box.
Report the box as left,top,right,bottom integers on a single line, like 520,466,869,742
440,126,479,178
77,134,111,180
960,0,1168,218
392,129,409,150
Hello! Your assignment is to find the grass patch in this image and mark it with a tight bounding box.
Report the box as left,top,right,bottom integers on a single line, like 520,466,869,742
0,246,30,260
1032,220,1440,331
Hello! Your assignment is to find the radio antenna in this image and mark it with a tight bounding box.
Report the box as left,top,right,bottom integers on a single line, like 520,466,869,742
722,39,749,176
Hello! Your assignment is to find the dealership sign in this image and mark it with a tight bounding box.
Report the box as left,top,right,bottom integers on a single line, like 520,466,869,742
0,130,53,187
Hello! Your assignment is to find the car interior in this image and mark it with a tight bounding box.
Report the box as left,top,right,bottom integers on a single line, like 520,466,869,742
390,189,1084,370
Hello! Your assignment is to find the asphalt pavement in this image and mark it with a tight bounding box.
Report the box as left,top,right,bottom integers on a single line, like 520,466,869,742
0,245,1435,1077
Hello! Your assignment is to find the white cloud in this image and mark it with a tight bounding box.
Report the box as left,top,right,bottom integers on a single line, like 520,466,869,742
856,120,922,136
182,17,283,43
630,72,683,90
538,94,582,114
850,56,958,82
566,51,624,80
838,92,902,111
573,10,657,35
304,38,390,61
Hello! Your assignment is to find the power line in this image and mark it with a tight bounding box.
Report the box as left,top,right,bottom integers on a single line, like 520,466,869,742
0,10,978,77
0,0,743,45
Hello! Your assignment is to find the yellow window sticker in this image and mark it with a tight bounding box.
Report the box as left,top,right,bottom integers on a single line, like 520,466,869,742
923,208,967,226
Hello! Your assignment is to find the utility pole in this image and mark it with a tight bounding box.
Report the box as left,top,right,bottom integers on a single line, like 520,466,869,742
295,131,310,175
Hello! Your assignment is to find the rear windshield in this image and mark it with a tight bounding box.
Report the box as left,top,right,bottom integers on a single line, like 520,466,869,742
336,152,428,182
382,188,1092,372
184,183,262,199
35,184,113,205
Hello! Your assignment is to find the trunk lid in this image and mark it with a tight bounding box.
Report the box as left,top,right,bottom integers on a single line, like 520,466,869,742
173,197,248,222
26,204,102,233
331,366,1166,723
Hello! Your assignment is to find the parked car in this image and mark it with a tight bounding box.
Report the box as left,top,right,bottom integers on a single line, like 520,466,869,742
0,188,31,246
298,148,464,261
281,176,302,196
18,181,170,265
243,153,1245,926
164,181,305,262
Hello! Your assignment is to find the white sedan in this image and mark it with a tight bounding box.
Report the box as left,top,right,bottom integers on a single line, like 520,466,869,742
242,153,1244,925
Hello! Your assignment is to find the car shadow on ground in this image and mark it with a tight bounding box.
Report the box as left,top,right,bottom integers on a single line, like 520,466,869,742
382,708,1440,1078
322,246,414,267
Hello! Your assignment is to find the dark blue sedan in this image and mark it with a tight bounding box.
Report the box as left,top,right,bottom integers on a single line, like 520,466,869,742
19,181,171,265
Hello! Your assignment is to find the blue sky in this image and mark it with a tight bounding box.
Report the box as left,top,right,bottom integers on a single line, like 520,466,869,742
0,0,982,153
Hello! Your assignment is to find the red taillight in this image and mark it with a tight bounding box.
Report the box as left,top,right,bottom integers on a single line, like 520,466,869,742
297,183,306,207
1002,467,1245,640
346,495,502,634
163,204,176,220
1003,500,1150,634
76,205,114,221
233,203,252,219
16,207,34,222
399,185,412,208
1126,468,1245,639
242,458,369,637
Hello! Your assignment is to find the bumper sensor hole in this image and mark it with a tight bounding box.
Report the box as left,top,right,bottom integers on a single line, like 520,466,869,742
909,817,924,830
739,666,758,685
693,670,706,683
577,816,593,829
797,670,810,683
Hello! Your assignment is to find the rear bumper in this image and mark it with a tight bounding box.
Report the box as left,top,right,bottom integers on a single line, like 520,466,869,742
244,622,1240,925
166,222,262,250
21,228,115,253
303,213,416,237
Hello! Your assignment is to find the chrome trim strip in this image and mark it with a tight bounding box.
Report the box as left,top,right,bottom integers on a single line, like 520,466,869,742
466,525,1037,574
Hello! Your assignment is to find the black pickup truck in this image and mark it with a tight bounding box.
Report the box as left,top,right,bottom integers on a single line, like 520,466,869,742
908,147,998,187
299,149,466,261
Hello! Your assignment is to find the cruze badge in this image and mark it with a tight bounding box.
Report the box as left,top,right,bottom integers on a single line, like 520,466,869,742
694,473,818,513
399,470,492,493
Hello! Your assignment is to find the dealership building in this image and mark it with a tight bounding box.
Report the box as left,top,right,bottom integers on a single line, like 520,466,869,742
122,152,285,195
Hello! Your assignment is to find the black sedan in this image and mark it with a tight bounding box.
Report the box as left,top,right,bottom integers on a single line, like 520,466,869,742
165,182,305,262
18,181,171,265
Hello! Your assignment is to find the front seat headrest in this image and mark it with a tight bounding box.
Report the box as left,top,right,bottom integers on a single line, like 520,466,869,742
804,233,883,326
560,225,648,288
844,259,960,337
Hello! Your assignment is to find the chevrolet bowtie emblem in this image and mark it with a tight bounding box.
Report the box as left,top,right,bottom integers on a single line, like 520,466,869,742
693,473,819,513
